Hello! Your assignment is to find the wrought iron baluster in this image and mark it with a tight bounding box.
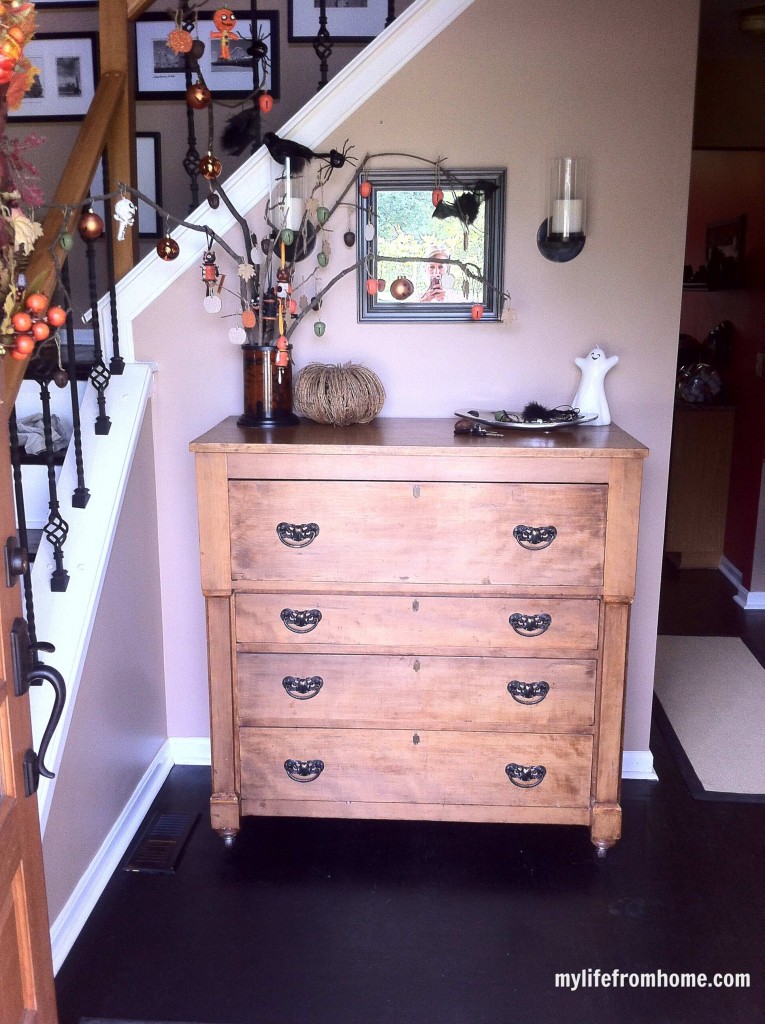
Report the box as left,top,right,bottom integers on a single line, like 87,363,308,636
36,375,70,592
100,150,125,376
59,262,90,508
181,2,200,211
313,0,332,91
82,203,112,435
247,0,262,155
386,1,397,27
9,410,39,634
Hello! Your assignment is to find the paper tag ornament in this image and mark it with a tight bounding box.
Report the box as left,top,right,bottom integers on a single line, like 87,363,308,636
114,197,136,241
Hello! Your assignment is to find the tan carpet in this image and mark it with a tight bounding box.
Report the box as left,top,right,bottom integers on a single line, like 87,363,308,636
654,635,765,799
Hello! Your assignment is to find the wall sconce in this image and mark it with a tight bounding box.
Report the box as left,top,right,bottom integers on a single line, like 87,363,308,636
537,157,586,262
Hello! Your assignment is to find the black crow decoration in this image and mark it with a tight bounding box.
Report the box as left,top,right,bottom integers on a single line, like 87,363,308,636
432,179,498,226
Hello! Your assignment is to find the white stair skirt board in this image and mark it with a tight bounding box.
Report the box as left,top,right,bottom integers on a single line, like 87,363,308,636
654,635,765,799
168,736,656,779
49,742,174,974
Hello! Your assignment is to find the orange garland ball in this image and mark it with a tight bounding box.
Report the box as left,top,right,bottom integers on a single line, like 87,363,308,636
13,334,35,356
11,311,32,332
47,306,67,327
25,292,48,315
32,321,50,341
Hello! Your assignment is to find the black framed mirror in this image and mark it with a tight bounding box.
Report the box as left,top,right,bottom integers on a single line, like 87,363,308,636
357,167,506,323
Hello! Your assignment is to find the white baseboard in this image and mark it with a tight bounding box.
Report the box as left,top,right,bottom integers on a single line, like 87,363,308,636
167,736,211,765
719,556,765,610
622,749,658,781
49,741,174,974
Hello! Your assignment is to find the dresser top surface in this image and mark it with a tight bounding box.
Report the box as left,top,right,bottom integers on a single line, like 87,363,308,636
190,417,647,459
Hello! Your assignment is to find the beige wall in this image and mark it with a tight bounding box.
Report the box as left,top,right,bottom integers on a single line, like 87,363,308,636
134,0,699,755
42,409,166,922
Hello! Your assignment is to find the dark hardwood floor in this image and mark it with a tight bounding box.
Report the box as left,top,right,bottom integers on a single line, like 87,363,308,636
54,564,765,1024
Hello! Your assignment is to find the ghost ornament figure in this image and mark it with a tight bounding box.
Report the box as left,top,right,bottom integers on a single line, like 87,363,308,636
113,197,136,241
571,346,619,425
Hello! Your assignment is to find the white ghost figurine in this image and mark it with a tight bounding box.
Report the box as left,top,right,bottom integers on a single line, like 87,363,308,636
572,346,619,425
113,196,136,241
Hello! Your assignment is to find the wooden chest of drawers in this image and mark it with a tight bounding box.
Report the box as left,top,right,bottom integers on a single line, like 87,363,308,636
191,417,647,856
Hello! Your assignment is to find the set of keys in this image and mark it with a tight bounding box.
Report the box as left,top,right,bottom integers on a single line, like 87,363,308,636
453,418,503,437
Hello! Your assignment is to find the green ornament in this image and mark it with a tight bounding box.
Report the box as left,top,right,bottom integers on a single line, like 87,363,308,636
281,229,295,245
317,251,329,268
317,206,330,225
314,321,326,337
59,233,74,251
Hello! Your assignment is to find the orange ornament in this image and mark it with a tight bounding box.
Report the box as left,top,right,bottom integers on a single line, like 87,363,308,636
366,278,379,295
241,309,257,329
432,188,444,206
14,334,35,355
258,92,273,114
358,180,372,198
167,28,193,53
32,321,50,341
471,303,484,321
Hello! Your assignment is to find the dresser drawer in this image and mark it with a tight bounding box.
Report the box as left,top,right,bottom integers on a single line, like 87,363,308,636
229,480,606,587
240,728,593,809
235,593,600,653
237,653,596,732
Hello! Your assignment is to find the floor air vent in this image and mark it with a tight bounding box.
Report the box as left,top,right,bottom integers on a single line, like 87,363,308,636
123,812,199,874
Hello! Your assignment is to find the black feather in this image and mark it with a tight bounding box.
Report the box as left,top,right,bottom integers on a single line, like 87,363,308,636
222,108,261,156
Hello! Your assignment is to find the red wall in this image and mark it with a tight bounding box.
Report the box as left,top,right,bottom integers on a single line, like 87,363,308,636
679,150,765,589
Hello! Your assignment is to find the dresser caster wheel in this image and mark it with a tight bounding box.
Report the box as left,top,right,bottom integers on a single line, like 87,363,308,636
219,830,237,849
594,841,613,860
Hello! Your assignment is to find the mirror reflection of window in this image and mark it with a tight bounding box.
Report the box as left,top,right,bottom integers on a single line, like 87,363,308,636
358,167,506,323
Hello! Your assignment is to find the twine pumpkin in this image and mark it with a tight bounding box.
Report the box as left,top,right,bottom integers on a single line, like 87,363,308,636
294,362,386,426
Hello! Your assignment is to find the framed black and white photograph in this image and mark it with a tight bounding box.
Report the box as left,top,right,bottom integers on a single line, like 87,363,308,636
136,133,163,237
288,0,389,42
135,11,279,100
9,33,97,121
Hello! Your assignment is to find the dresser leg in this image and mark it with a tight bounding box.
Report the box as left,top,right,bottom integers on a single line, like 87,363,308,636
590,802,621,856
218,829,238,848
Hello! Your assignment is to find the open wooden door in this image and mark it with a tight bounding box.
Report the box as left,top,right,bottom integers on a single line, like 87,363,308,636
0,356,58,1023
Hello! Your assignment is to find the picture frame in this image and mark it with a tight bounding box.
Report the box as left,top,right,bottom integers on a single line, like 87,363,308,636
705,215,746,289
288,0,390,42
136,133,163,238
9,33,97,122
357,167,507,324
135,11,279,100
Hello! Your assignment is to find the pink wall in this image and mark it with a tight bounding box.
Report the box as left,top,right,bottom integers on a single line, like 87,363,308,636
134,0,700,756
679,150,765,587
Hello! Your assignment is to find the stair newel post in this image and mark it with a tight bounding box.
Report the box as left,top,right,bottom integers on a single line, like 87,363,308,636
82,203,112,435
36,373,70,593
60,261,90,508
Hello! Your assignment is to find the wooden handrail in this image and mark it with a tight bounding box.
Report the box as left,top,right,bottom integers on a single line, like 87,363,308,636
4,70,125,408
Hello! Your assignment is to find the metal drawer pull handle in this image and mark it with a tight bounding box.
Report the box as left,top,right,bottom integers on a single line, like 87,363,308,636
281,608,322,633
282,675,324,699
276,522,320,548
284,758,325,783
505,763,547,788
513,525,557,550
507,679,550,704
509,612,551,637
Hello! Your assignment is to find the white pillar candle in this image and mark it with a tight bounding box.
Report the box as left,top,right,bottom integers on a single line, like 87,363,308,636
552,198,583,235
